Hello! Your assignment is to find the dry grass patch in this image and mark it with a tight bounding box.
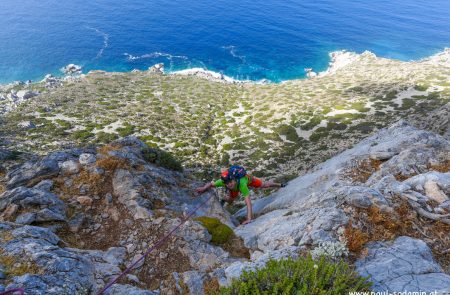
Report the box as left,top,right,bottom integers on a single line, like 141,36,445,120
344,221,369,253
428,159,450,173
0,231,14,242
203,278,220,295
345,200,450,272
95,156,130,172
0,249,41,277
52,155,129,198
343,158,384,183
97,143,122,155
394,173,415,181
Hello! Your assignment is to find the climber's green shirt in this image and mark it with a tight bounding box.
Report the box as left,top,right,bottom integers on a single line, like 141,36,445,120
213,177,250,198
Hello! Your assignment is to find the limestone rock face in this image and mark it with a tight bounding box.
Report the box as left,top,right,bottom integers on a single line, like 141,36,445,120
5,152,70,189
0,186,66,223
229,121,449,291
0,137,237,294
356,237,450,293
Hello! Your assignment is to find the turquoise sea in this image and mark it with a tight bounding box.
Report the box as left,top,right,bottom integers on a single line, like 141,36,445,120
0,0,449,83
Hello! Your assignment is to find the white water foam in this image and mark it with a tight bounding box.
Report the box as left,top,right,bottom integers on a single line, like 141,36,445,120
222,45,246,63
85,26,109,59
124,52,189,61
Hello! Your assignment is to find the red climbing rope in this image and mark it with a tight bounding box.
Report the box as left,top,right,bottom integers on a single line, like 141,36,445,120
96,193,215,295
0,288,24,295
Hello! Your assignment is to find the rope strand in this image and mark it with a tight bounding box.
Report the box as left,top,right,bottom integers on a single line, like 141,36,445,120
96,193,214,295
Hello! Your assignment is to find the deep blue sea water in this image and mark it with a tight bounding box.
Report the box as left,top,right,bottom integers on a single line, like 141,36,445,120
0,0,449,83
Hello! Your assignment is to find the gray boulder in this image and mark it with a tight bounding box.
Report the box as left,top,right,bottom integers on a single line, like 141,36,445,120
61,64,82,75
79,153,96,165
148,63,164,74
16,90,38,101
112,169,152,220
15,212,37,225
0,187,66,223
356,236,450,294
17,121,36,129
59,160,80,175
0,222,152,294
6,155,62,189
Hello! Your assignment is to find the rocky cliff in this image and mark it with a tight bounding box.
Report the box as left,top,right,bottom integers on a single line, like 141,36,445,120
0,137,244,294
0,121,449,294
227,120,449,293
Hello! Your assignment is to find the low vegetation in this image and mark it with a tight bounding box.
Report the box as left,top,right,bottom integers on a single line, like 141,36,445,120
142,147,183,172
219,256,372,294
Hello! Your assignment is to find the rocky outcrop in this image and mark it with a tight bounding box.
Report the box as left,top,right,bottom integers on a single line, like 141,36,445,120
228,121,449,292
356,237,450,293
61,64,82,75
0,137,241,294
148,63,164,74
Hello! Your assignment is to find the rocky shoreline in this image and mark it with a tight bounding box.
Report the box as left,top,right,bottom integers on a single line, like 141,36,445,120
3,48,450,87
2,48,449,116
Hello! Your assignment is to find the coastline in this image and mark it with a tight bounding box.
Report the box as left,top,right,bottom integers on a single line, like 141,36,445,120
1,48,450,89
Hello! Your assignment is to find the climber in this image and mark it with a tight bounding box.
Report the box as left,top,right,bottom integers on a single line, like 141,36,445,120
195,165,285,225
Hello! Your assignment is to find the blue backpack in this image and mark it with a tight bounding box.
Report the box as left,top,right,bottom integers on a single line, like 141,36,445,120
221,165,247,185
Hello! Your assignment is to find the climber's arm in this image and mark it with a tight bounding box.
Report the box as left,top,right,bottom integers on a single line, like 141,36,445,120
195,179,223,194
242,196,253,225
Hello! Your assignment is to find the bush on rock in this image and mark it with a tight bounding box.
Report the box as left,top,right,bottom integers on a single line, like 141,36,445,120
220,256,371,294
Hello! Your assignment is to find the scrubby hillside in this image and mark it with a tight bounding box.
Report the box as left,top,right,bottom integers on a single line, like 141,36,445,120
1,50,449,180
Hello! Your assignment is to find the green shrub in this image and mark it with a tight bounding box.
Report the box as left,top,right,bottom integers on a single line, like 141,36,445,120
414,84,428,91
350,102,370,112
350,122,374,134
2,150,22,161
55,119,72,129
220,256,371,294
384,90,398,100
277,124,299,142
116,124,135,137
194,216,233,244
326,122,347,131
174,141,188,148
310,128,329,142
72,130,94,140
142,147,183,171
220,153,230,166
96,132,118,143
301,116,323,130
